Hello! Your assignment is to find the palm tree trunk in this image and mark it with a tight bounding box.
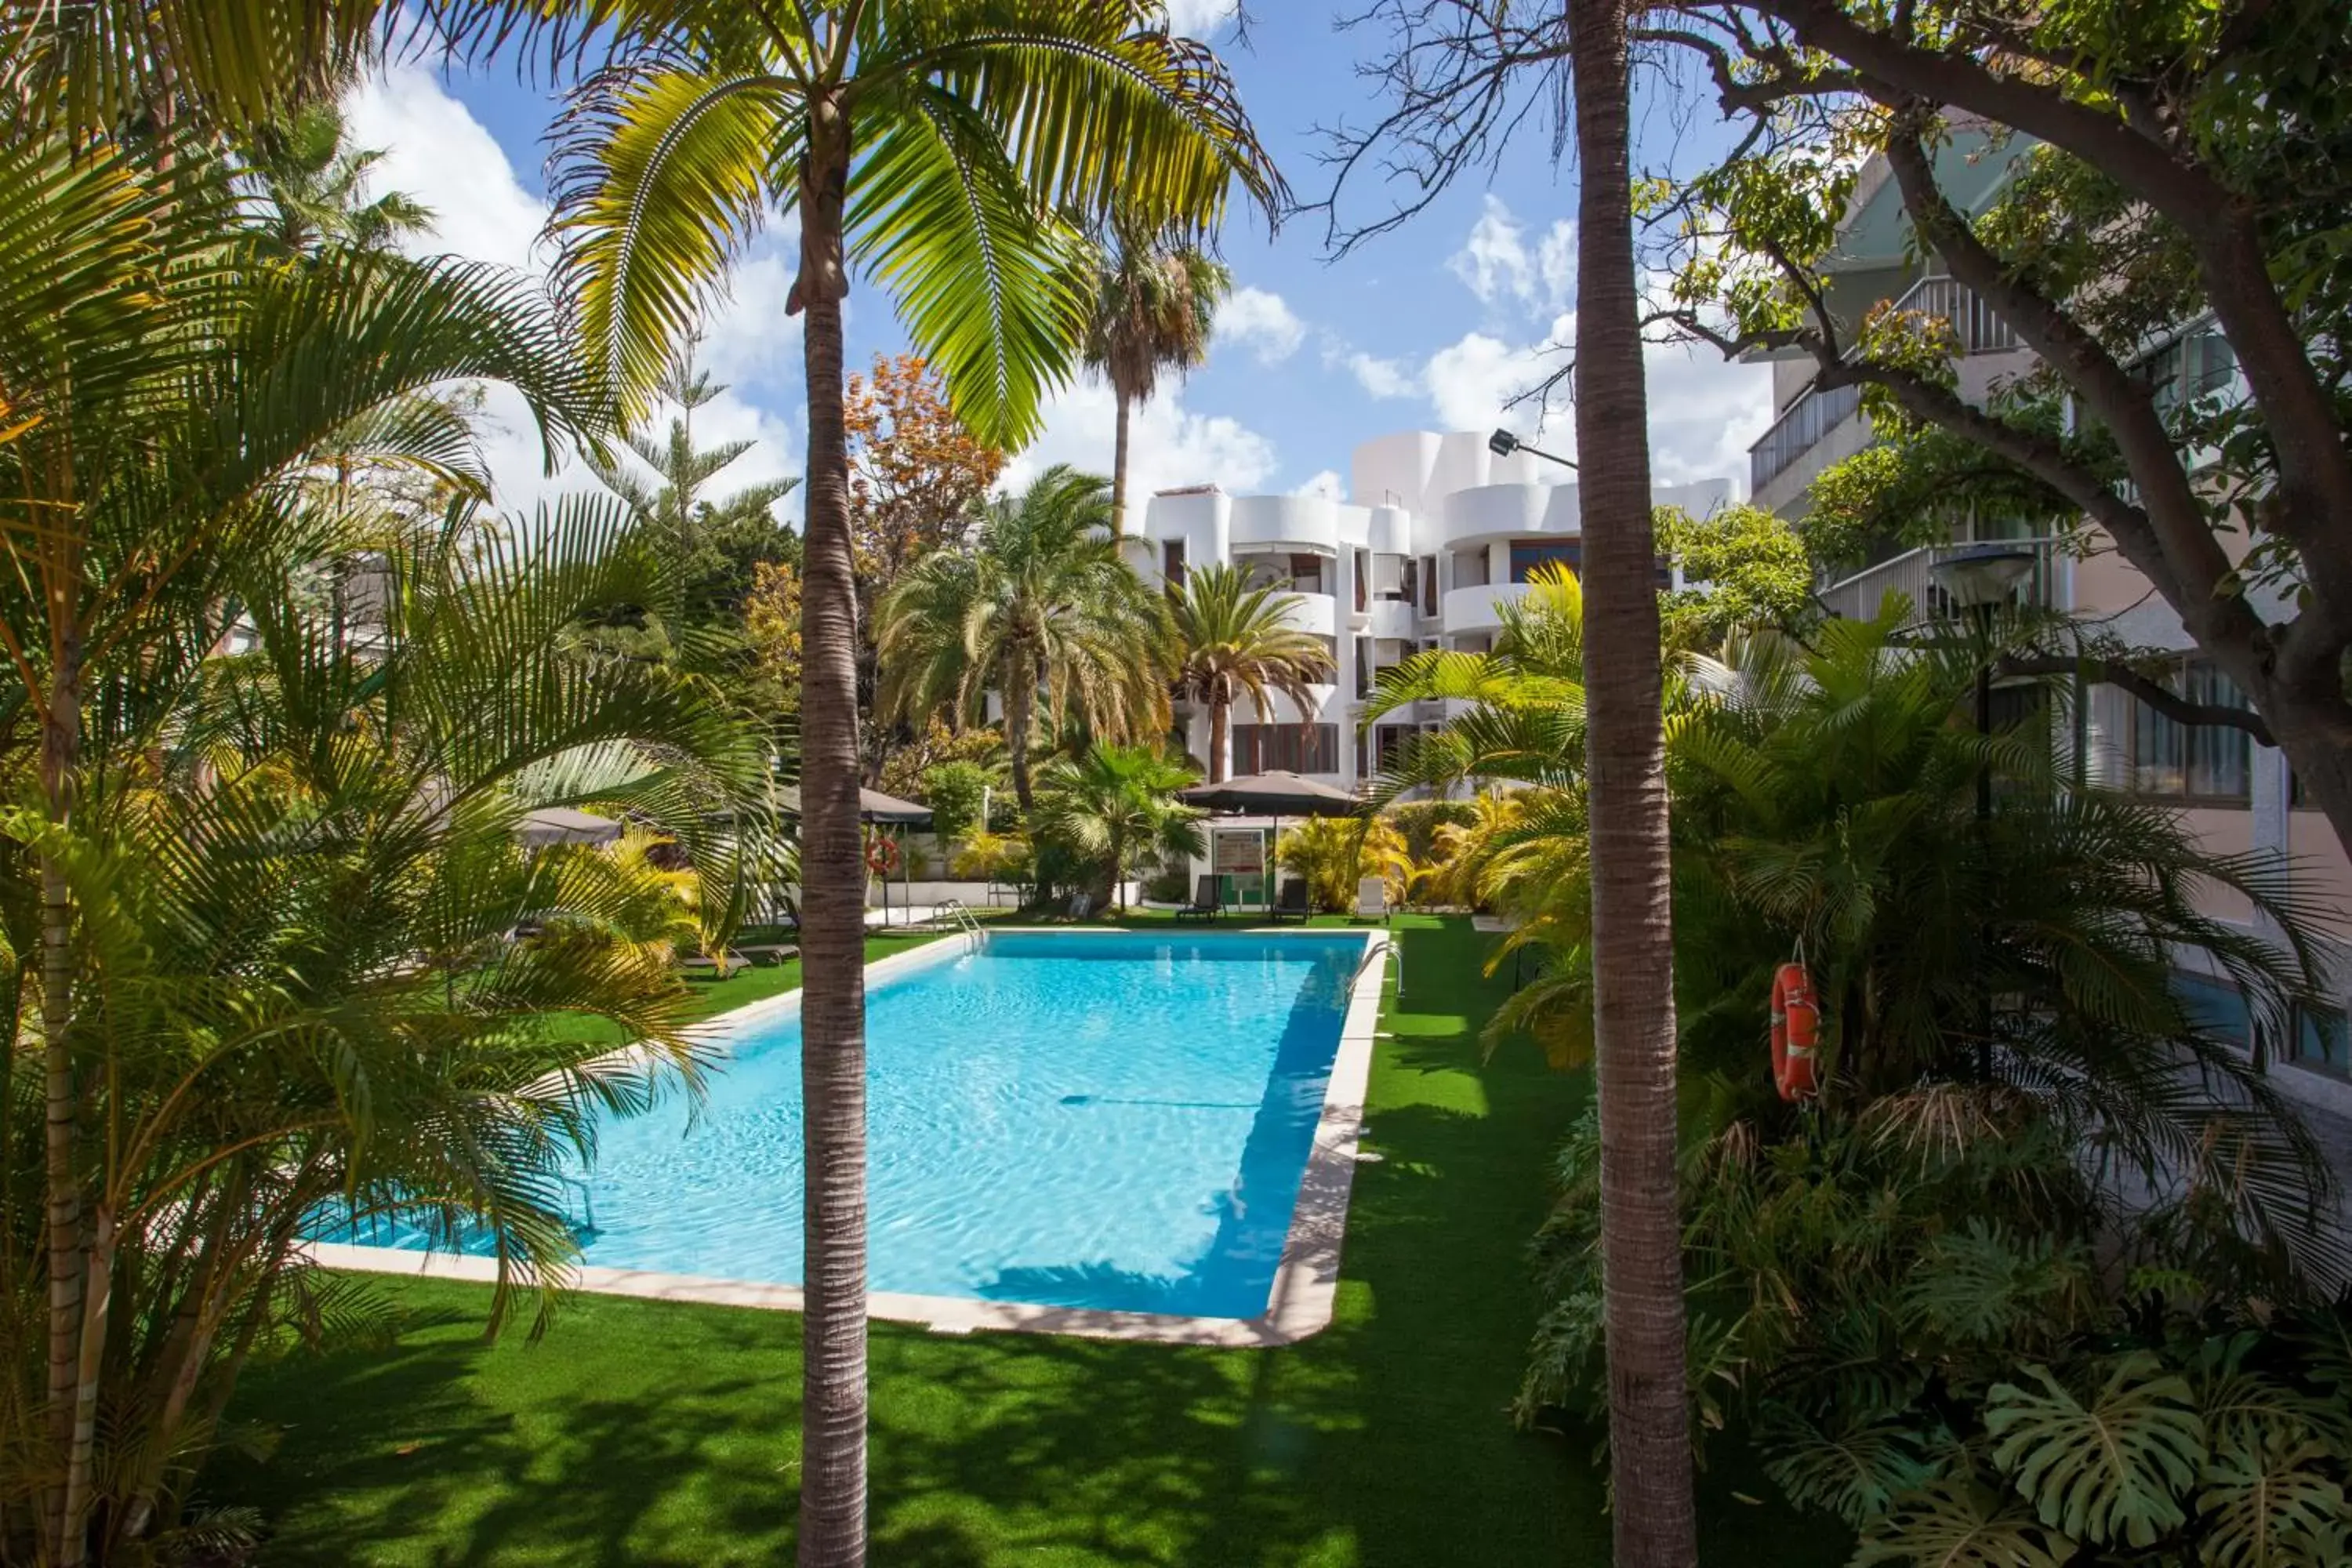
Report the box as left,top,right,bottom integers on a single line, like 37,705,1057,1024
794,96,868,1568
1208,693,1229,784
1111,393,1133,536
1568,2,1697,1564
40,638,86,1568
1005,659,1038,814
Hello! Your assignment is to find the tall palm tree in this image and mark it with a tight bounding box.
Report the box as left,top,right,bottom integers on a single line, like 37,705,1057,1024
550,12,1276,1559
878,466,1175,814
243,100,433,256
1031,742,1205,913
1566,0,1697,1559
1171,562,1335,782
1082,216,1231,534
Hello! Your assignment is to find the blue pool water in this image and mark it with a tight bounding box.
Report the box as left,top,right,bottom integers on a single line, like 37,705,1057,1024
332,931,1365,1319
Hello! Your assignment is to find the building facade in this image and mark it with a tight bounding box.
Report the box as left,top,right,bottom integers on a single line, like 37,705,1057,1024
1746,134,2352,1141
1133,428,1730,792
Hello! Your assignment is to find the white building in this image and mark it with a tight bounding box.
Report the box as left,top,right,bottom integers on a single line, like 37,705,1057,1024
1134,428,1730,792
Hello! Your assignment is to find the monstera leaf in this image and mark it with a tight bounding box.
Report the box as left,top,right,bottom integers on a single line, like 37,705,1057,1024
1850,1477,2078,1567
2190,1338,2350,1457
1986,1354,2206,1548
2195,1436,2348,1568
1759,1403,1946,1528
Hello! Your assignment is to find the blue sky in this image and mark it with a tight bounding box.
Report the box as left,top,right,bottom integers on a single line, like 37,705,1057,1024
347,2,1773,519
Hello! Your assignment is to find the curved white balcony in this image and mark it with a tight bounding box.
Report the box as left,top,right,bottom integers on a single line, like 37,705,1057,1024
1254,590,1338,637
1235,686,1341,727
1228,495,1340,552
1443,580,1532,634
1367,597,1420,638
1440,482,1580,550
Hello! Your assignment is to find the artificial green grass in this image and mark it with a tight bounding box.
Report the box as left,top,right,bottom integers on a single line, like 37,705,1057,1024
218,915,1838,1566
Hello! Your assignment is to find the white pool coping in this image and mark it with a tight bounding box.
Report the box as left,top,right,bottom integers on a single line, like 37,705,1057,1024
308,925,1395,1348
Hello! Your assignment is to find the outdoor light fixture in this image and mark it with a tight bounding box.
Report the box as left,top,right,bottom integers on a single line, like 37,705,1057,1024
1929,541,2038,609
1486,426,1577,469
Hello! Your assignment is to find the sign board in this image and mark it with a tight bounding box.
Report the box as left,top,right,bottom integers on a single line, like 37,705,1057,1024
1211,828,1265,877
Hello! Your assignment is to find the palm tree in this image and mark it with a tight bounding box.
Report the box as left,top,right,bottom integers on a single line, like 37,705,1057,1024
877,466,1177,815
1570,0,1696,1549
1031,742,1205,913
1171,562,1335,782
1082,217,1231,534
243,100,433,256
550,11,1277,1558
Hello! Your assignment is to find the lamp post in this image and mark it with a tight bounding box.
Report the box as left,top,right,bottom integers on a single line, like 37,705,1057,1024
1929,542,2038,1081
1488,427,1577,469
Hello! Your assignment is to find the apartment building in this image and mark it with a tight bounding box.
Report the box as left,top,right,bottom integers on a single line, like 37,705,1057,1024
1746,130,2352,1135
1134,428,1730,792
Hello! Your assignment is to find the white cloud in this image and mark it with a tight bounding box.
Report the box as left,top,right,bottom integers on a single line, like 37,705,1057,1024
1425,318,1573,436
1446,194,1577,315
1163,0,1239,38
1346,352,1417,400
1004,381,1276,506
1220,285,1305,364
343,64,804,521
1291,469,1345,502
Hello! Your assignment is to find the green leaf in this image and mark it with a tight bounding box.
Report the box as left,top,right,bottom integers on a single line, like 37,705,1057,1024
1759,1403,1945,1528
1986,1354,2205,1548
2195,1437,2347,1568
1850,1477,2078,1568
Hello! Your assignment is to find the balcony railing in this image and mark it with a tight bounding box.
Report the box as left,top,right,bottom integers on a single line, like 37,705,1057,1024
1817,538,2063,625
1748,277,2024,495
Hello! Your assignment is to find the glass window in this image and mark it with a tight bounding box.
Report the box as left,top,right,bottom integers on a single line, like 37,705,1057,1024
1233,724,1338,775
2130,659,2249,802
2290,1002,2349,1076
1510,541,1581,583
2172,970,2252,1054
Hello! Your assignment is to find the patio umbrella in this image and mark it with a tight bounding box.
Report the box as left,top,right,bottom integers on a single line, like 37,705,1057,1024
1178,771,1362,911
516,806,624,848
776,785,935,924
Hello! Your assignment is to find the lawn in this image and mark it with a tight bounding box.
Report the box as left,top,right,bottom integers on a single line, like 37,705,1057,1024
217,915,1839,1566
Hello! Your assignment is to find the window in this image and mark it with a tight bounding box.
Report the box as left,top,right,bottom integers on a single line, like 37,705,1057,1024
1233,723,1338,775
1352,547,1370,612
2289,1001,2349,1077
1353,635,1373,699
1399,556,1420,605
1510,540,1581,583
1456,548,1490,589
1162,538,1186,593
1421,554,1439,615
1374,725,1411,770
1354,728,1369,779
2129,659,2251,802
1374,553,1406,601
2137,327,2238,422
2172,970,2254,1056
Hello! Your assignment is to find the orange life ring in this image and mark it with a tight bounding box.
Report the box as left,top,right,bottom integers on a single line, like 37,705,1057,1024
1770,961,1821,1102
864,835,901,877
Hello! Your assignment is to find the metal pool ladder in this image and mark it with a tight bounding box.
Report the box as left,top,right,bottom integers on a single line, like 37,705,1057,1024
935,898,985,952
1356,935,1401,996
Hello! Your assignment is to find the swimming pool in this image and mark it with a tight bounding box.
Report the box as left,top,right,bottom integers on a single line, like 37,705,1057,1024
318,929,1384,1336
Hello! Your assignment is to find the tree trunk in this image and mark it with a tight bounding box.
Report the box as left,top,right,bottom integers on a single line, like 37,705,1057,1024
1005,657,1037,814
1569,2,1697,1564
40,639,85,1568
1111,393,1133,537
1208,691,1230,784
794,96,868,1568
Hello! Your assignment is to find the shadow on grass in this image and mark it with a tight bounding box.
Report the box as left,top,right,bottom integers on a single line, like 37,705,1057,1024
216,916,1836,1567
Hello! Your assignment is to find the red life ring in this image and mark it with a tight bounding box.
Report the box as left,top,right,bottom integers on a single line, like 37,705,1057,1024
864,836,901,877
1770,962,1821,1102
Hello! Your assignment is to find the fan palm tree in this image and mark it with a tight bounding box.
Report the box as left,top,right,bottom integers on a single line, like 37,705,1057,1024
549,11,1277,1556
243,100,432,256
877,466,1177,815
1081,217,1231,534
1171,562,1335,782
1030,742,1205,913
1565,0,1697,1556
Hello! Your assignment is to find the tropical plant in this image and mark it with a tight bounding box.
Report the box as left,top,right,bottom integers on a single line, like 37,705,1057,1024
1080,216,1230,533
949,829,1030,886
1171,562,1335,782
241,100,432,256
877,466,1178,813
1030,743,1204,914
1273,817,1409,913
551,9,1277,1550
1414,789,1523,909
918,760,994,844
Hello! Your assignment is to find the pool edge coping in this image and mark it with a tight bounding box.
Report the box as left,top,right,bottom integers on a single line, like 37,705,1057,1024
307,924,1394,1350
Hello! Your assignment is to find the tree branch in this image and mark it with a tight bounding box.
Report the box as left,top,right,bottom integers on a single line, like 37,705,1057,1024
1998,654,2277,747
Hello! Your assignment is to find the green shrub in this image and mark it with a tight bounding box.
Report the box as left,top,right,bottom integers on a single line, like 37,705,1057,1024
1387,798,1478,864
920,759,994,843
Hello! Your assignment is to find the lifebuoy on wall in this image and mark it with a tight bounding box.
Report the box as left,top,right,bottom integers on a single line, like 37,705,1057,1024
864,834,901,877
1770,961,1821,1102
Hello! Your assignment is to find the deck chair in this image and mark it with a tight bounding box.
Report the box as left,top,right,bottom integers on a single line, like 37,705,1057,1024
1066,890,1095,920
1269,878,1311,924
1174,873,1223,923
1353,876,1391,924
680,949,752,980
